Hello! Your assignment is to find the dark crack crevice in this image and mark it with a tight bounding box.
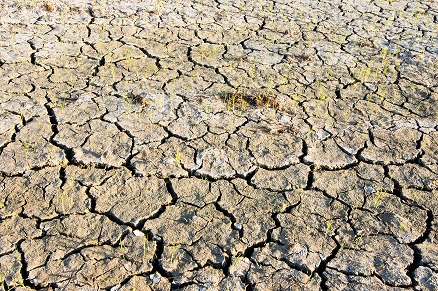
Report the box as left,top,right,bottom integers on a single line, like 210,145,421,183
43,98,75,164
406,209,434,288
382,163,435,287
151,239,175,285
83,185,130,229
314,234,342,291
15,239,40,290
213,201,243,238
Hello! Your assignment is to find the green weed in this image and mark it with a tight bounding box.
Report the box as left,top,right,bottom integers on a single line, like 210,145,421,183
175,150,181,166
21,140,36,152
374,189,384,208
326,219,334,234
230,254,242,270
142,236,149,262
169,244,179,263
223,90,279,112
119,237,125,258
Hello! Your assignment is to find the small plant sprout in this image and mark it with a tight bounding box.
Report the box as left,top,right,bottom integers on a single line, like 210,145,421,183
397,222,406,237
354,233,364,248
142,235,149,262
307,126,314,137
395,60,401,71
68,178,75,189
136,107,143,119
0,272,5,290
225,93,234,111
248,62,256,78
111,65,116,80
52,94,58,106
378,87,387,103
57,189,70,214
344,108,351,121
60,98,66,111
317,85,327,106
325,68,334,80
230,254,242,270
380,47,389,63
326,219,334,234
17,273,25,287
339,239,346,251
291,94,300,107
149,109,154,123
154,0,164,14
202,101,210,114
284,71,291,83
170,245,179,263
374,189,384,208
19,107,24,122
175,150,181,166
21,140,36,152
363,63,372,82
119,237,126,258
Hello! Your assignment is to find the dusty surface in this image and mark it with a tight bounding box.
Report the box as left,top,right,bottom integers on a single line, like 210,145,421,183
0,0,437,290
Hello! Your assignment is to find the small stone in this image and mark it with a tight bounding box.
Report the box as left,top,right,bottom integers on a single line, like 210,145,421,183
133,230,145,236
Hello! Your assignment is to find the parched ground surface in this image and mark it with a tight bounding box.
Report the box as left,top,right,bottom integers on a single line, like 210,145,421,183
0,0,437,290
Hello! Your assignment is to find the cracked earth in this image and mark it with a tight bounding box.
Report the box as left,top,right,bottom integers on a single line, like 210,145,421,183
0,0,437,290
